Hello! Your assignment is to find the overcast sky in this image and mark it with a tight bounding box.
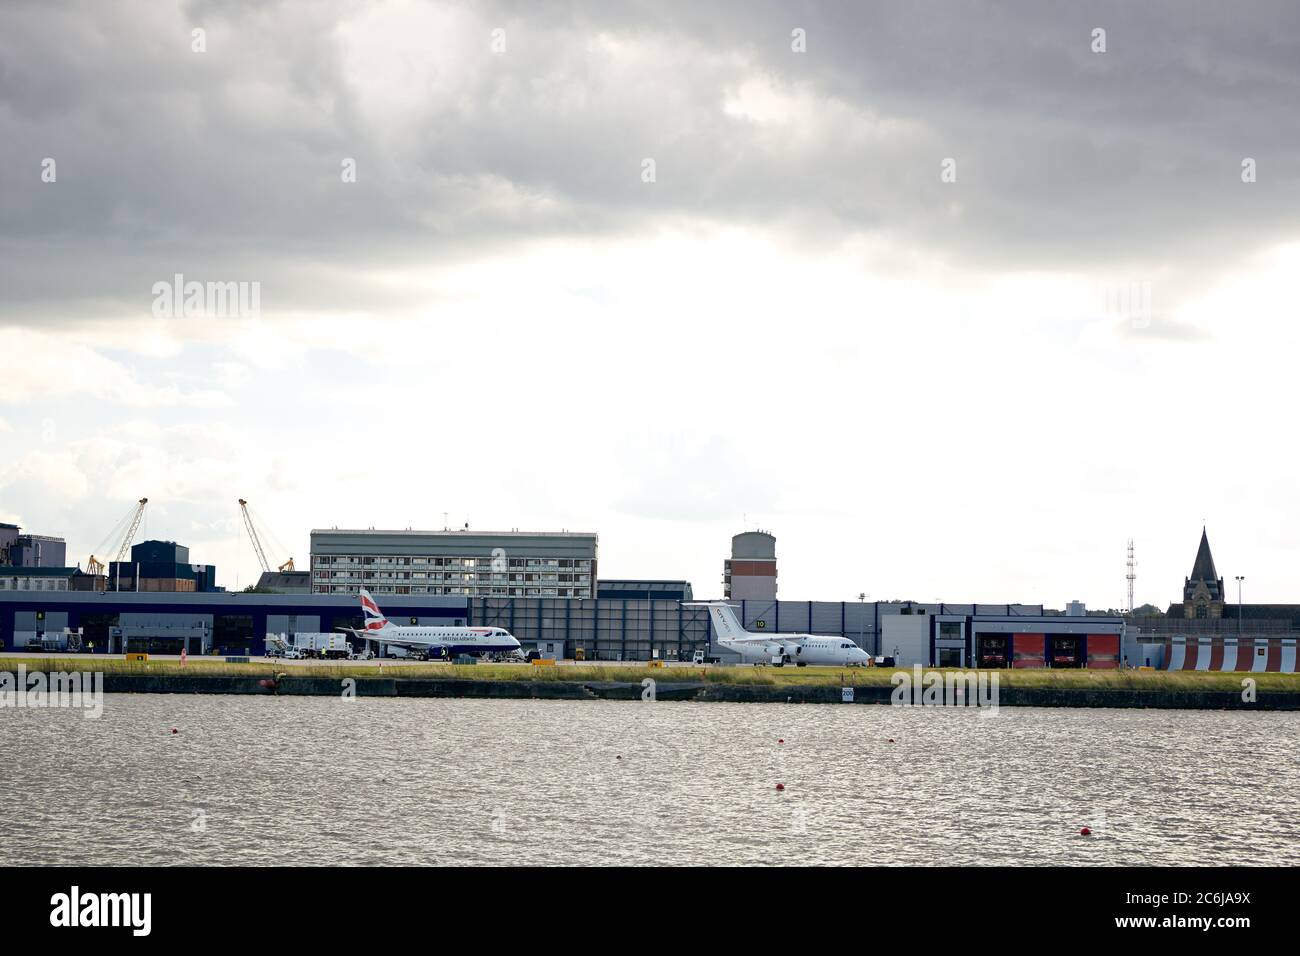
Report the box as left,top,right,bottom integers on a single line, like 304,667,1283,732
2,1,1299,607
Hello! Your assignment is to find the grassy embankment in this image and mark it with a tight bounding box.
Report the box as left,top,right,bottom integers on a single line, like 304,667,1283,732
4,654,1299,693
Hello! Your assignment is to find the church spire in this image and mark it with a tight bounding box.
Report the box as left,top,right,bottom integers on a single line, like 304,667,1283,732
1190,527,1218,582
1183,526,1225,618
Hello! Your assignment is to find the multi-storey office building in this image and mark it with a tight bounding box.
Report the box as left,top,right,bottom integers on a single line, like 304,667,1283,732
310,529,598,599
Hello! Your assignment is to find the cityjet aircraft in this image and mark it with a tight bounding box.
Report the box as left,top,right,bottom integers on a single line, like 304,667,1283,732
341,589,523,661
687,601,872,667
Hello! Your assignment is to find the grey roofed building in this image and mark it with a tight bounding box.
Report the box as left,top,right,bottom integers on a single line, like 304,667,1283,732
0,566,78,591
0,525,68,568
253,570,312,593
596,580,694,601
311,528,597,559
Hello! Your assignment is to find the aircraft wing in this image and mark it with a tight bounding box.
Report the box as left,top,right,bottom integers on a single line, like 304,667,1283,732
721,633,806,645
375,636,449,652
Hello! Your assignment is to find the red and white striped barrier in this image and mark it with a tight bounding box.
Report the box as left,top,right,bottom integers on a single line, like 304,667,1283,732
1166,637,1297,673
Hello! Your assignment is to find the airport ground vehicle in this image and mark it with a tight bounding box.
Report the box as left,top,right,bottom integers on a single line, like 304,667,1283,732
266,633,315,659
265,631,354,659
691,649,724,664
293,633,353,660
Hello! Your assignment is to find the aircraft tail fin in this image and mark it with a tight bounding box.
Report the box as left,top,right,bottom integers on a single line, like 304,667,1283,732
684,601,748,641
359,588,391,633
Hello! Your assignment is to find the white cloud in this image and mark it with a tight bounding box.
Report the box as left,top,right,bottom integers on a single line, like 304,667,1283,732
3,2,1300,607
0,328,232,409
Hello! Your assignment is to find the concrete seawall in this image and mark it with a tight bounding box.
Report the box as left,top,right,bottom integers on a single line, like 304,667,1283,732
94,674,1300,710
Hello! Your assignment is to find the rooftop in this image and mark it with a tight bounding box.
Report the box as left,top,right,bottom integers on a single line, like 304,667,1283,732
312,528,597,538
1189,527,1220,582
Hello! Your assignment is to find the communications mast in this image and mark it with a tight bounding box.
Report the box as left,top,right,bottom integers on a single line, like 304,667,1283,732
1126,539,1136,613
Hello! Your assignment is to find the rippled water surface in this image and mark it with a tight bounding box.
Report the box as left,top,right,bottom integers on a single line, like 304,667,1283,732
3,695,1298,865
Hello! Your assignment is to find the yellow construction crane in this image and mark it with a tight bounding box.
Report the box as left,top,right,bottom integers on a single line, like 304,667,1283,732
239,499,294,575
87,497,148,586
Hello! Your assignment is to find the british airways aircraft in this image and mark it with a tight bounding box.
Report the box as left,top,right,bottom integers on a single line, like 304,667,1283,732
342,589,523,661
687,601,872,667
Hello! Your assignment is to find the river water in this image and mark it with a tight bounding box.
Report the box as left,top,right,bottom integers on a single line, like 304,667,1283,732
3,695,1297,866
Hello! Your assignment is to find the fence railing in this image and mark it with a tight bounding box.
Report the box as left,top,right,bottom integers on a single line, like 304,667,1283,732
1131,618,1296,635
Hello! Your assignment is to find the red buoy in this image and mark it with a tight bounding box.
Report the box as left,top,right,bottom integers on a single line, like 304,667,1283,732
1080,827,1092,836
170,728,178,735
887,738,896,743
778,738,785,744
775,783,785,791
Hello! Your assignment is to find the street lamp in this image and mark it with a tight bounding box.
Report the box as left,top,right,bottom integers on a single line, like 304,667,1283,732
1235,576,1244,635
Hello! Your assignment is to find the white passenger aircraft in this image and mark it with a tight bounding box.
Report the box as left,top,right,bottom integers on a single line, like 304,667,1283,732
340,589,523,661
687,601,872,667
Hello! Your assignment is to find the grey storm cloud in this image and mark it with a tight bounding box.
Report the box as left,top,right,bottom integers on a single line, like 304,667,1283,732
2,0,1299,322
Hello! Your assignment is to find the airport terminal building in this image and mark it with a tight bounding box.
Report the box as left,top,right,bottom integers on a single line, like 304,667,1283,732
1,587,1050,663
